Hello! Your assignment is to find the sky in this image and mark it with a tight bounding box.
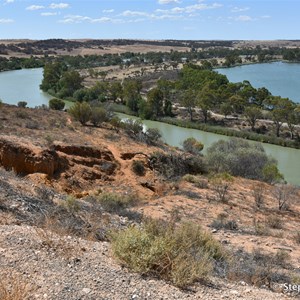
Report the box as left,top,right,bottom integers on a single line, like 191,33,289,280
0,0,299,40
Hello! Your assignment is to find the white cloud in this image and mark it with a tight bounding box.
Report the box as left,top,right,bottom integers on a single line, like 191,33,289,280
231,7,250,13
158,0,180,4
41,12,58,16
261,15,271,19
156,2,222,14
121,10,149,17
4,0,14,4
49,3,69,9
26,5,44,10
60,14,121,24
233,15,254,22
0,18,14,23
103,9,114,13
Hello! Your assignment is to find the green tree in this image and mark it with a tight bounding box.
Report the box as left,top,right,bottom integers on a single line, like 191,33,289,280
147,87,164,118
220,102,233,119
244,106,263,131
68,101,92,125
264,96,295,137
58,70,83,98
197,86,216,123
110,81,123,102
40,62,67,93
123,80,142,112
180,89,197,121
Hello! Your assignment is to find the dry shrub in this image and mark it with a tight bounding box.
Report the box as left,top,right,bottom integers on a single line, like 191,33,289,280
252,183,265,208
210,172,233,203
96,192,138,213
265,215,283,229
0,273,32,300
111,219,226,288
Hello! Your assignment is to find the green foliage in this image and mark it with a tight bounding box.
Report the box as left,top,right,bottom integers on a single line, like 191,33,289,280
111,220,226,288
182,137,204,155
262,163,284,184
63,195,80,213
58,70,83,98
49,98,65,110
17,101,27,108
206,138,283,181
90,107,108,126
131,160,146,176
68,101,92,125
244,106,263,131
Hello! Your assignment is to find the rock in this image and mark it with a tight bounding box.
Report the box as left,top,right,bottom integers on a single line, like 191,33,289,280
82,288,91,294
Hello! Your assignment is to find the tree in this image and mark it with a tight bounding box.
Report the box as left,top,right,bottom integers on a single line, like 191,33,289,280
68,101,92,125
58,70,83,98
180,89,197,121
264,96,295,137
220,102,233,119
244,106,263,131
147,88,164,118
40,62,67,93
123,80,142,112
49,98,65,110
197,86,216,123
110,81,123,102
229,95,247,114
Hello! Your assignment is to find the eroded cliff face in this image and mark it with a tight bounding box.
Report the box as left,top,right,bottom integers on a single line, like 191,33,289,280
0,137,119,192
0,138,63,176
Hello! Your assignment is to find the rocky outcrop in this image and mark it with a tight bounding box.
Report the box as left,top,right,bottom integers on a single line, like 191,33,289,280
0,139,118,184
0,138,66,176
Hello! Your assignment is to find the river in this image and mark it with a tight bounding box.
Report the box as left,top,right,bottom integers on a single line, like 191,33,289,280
0,68,52,107
216,61,300,103
0,67,299,185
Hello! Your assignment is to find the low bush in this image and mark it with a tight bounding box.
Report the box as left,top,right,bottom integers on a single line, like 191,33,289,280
265,215,283,229
49,98,65,110
96,192,137,213
131,160,146,176
17,101,27,108
182,137,204,155
111,219,226,288
150,151,207,179
182,174,208,188
209,172,233,203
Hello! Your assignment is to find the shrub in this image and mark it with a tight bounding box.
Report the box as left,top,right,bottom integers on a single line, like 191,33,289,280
96,192,137,213
121,119,143,136
210,172,233,203
68,101,92,125
211,214,238,230
265,215,283,229
206,138,283,182
111,220,226,288
131,160,146,176
15,110,28,119
272,184,298,211
182,174,208,188
150,151,207,179
90,107,108,126
252,183,265,208
144,128,162,145
17,101,27,108
262,163,284,184
49,98,65,110
182,137,204,155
